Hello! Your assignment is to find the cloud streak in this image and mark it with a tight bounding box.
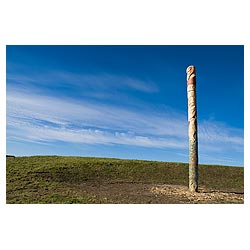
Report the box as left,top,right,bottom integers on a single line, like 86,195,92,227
7,88,187,148
7,87,243,157
7,70,159,94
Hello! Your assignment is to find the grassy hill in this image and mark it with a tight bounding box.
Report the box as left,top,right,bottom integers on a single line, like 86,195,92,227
6,156,244,204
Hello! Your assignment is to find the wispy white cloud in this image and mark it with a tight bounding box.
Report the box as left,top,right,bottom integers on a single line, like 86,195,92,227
198,120,243,145
7,70,159,94
7,88,187,137
7,87,243,157
8,122,186,149
7,88,187,149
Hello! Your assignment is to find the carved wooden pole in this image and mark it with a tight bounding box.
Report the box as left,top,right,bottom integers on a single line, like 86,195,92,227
186,65,198,192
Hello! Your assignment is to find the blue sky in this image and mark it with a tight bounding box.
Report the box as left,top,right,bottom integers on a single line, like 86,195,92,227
6,45,244,166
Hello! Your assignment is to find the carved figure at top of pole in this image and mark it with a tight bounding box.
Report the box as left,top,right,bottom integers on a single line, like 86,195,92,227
186,65,196,83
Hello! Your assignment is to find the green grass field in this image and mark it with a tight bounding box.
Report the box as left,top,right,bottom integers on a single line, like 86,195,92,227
6,156,244,204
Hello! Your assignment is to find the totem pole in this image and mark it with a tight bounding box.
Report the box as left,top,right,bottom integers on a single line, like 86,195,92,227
186,65,198,192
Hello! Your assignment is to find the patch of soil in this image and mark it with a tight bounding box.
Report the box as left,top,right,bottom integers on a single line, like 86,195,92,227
150,184,244,204
79,182,244,204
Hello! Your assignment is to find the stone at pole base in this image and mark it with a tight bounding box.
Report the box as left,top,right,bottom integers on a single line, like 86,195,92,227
186,65,198,192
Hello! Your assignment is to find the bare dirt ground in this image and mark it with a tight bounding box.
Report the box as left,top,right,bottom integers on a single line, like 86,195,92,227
150,184,244,204
78,182,244,204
